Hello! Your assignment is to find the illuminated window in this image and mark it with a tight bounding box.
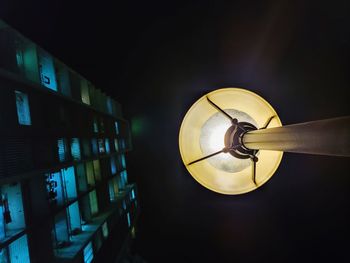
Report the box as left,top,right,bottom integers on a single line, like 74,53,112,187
93,118,98,133
0,183,26,241
89,190,98,215
67,201,81,234
86,161,95,187
120,154,126,169
61,166,77,200
105,138,110,154
102,222,108,238
108,177,118,202
127,212,131,227
131,189,136,200
83,241,94,263
93,160,101,181
81,79,90,105
91,138,98,155
70,138,81,161
110,156,117,175
15,91,31,125
38,49,57,91
57,138,68,162
98,139,105,154
115,121,119,135
8,234,30,263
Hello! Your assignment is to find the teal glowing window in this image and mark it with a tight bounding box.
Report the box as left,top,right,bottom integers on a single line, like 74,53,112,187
122,200,126,210
91,138,98,155
67,201,81,233
98,139,105,154
53,210,69,247
89,190,98,215
83,241,94,263
46,172,64,206
38,50,57,91
105,138,110,153
8,234,30,263
15,91,31,125
57,138,68,162
70,138,81,160
62,166,77,200
110,156,117,175
127,212,131,227
115,121,119,135
120,154,126,169
121,170,128,186
0,183,26,237
131,189,136,200
102,222,108,238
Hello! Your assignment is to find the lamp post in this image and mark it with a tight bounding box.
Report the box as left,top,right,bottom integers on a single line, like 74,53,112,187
178,88,350,195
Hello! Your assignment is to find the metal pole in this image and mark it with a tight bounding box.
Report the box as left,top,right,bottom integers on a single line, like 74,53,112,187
242,116,350,157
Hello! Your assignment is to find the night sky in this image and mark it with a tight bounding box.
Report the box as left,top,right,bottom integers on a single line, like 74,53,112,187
1,1,350,262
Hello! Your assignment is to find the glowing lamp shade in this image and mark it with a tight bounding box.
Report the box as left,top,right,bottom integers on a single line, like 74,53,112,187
179,88,283,194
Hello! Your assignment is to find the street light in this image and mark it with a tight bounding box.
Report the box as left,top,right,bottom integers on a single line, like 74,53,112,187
179,88,350,195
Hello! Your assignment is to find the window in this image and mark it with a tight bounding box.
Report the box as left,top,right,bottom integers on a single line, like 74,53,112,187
82,139,91,158
67,201,81,234
93,118,98,133
85,161,95,187
102,222,108,238
83,241,94,263
105,138,110,154
131,189,136,200
120,154,126,169
114,138,119,152
119,139,126,151
0,183,26,241
52,210,69,248
106,97,113,114
127,212,131,227
46,172,64,206
108,178,118,202
91,138,98,155
70,138,81,161
98,139,105,154
61,166,77,200
89,190,98,215
93,160,101,181
38,49,57,91
57,138,68,162
15,91,31,125
8,234,30,263
110,156,117,175
115,121,119,135
80,79,90,105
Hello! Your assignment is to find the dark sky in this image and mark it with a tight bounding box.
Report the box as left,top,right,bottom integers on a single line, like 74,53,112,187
1,0,350,262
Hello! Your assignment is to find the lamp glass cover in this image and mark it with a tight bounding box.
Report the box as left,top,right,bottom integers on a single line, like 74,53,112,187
178,88,283,194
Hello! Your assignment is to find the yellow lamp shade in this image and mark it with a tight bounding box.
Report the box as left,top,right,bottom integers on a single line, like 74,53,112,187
178,88,283,195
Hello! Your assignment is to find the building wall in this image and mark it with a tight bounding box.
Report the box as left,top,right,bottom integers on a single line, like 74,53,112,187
0,19,139,263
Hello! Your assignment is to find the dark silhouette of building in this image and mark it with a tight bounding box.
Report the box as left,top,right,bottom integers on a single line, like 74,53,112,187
0,19,139,263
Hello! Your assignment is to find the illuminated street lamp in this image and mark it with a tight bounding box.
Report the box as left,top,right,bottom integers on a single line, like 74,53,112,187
179,88,350,194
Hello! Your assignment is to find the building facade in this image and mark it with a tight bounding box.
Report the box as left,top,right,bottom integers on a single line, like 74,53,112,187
0,20,139,263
